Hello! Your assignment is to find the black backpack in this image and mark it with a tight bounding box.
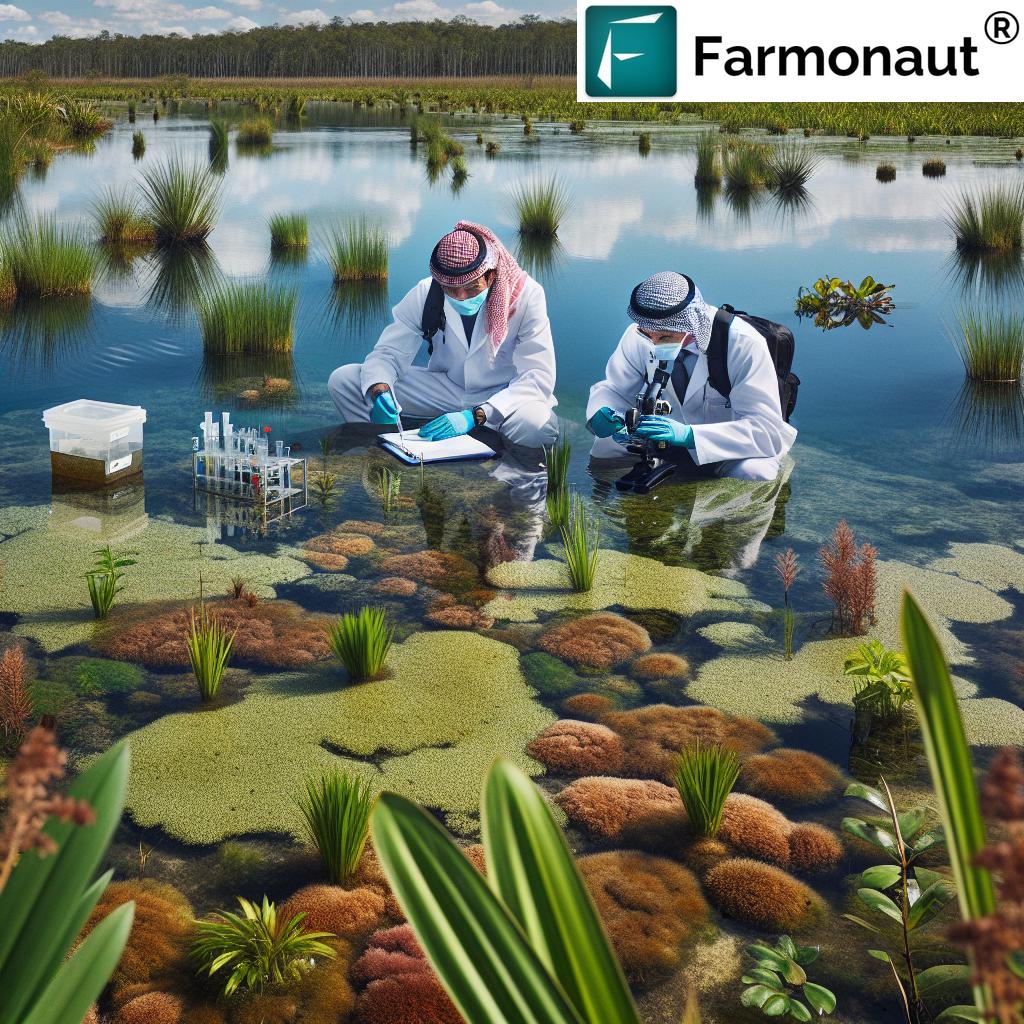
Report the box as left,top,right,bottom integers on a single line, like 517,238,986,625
420,279,447,356
704,305,799,422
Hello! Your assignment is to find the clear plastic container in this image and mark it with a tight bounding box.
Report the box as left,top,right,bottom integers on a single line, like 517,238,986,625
43,399,146,484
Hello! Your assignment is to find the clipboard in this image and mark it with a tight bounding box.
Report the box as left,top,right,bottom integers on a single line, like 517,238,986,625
377,431,497,465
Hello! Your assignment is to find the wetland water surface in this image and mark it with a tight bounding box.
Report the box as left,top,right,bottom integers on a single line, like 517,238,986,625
1,104,1023,1024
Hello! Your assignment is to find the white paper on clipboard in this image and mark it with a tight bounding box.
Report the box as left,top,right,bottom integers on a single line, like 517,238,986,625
377,432,496,464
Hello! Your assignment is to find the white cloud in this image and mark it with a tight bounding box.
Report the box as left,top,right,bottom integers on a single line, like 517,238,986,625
191,5,231,16
228,0,261,8
349,7,374,18
278,5,328,21
463,0,519,23
224,13,258,26
0,4,31,20
390,0,442,14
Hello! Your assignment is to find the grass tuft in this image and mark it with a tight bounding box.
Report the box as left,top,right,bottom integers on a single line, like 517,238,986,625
948,183,1024,253
325,218,389,281
269,212,308,250
237,117,273,146
674,742,741,838
876,162,897,182
509,175,571,238
723,141,771,191
694,132,721,187
327,606,393,682
951,309,1024,383
5,215,97,298
766,141,819,191
187,607,235,702
92,188,156,245
560,490,598,592
197,280,297,354
922,159,946,178
297,769,374,884
139,156,222,246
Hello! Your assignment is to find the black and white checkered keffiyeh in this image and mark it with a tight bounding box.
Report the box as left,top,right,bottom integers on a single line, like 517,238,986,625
627,272,715,353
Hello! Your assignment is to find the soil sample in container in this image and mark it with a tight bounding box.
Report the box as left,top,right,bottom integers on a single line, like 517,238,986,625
43,399,147,486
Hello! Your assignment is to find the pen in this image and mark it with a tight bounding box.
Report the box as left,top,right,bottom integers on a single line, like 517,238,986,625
395,410,405,442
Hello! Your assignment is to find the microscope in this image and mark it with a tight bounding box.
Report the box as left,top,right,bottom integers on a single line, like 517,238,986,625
615,351,679,495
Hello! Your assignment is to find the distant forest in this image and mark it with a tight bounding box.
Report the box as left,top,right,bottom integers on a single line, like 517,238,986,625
0,18,576,78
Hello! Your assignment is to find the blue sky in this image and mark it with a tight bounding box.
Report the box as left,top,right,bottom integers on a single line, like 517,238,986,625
0,0,572,44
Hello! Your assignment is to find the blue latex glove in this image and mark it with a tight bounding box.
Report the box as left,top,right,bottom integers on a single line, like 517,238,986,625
419,409,474,441
370,390,400,425
611,430,630,447
589,406,626,438
634,415,695,448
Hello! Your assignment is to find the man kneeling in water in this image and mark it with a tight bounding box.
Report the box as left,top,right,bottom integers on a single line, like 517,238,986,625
587,271,796,481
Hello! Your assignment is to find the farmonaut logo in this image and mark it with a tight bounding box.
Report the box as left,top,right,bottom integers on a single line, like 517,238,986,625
584,6,677,97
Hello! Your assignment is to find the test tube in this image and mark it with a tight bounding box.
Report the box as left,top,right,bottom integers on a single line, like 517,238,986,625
221,412,231,451
276,440,283,457
203,412,214,450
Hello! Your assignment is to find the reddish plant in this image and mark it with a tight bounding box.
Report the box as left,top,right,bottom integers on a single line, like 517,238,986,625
819,520,877,636
949,748,1024,1024
774,547,800,602
0,726,94,892
0,645,32,746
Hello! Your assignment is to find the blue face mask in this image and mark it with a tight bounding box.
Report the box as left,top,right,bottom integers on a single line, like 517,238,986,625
448,287,489,317
653,340,683,362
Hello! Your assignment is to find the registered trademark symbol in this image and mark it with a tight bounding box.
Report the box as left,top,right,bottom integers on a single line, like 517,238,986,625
985,10,1019,43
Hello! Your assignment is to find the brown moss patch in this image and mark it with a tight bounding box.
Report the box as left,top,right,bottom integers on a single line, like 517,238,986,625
538,612,651,670
740,748,845,805
579,851,708,984
788,823,844,874
527,720,625,776
424,604,495,630
704,858,824,931
630,652,690,681
303,530,376,562
114,992,183,1024
560,693,616,720
94,598,332,670
556,776,684,841
375,577,418,597
279,885,386,941
378,550,479,592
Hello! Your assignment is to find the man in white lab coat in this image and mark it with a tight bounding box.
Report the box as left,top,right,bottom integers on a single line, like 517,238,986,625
587,271,796,480
329,221,558,448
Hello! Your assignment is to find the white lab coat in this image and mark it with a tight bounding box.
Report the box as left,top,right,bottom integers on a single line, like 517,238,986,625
359,275,556,422
587,313,796,473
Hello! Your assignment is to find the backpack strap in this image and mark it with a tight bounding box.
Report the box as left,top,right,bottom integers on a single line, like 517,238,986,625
421,279,447,356
707,307,734,399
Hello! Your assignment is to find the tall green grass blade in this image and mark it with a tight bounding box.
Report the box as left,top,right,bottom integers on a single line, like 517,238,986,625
509,176,571,238
674,743,741,837
951,309,1024,383
139,156,222,246
325,218,389,281
483,759,640,1024
298,769,374,885
197,280,296,354
371,791,586,1024
560,492,598,592
327,606,393,682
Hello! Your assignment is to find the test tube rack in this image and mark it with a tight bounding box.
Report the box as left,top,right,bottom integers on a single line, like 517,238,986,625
192,410,307,518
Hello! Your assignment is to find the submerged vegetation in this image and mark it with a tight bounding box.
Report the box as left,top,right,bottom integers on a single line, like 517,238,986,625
197,281,297,354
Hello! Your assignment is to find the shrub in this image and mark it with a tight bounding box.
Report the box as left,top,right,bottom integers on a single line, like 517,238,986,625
327,607,393,682
325,218,389,281
197,280,296,354
186,607,235,702
298,769,375,885
875,162,897,182
5,215,97,298
948,183,1024,253
951,309,1024,383
509,176,571,237
674,742,741,837
190,896,335,997
139,156,222,246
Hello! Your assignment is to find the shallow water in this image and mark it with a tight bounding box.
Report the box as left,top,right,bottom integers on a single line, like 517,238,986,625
1,103,1022,1023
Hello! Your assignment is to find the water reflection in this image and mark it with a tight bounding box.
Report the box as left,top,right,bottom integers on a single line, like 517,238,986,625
946,249,1024,301
143,245,222,319
947,380,1024,451
49,479,148,544
0,296,93,371
515,235,565,283
325,281,389,339
198,351,298,409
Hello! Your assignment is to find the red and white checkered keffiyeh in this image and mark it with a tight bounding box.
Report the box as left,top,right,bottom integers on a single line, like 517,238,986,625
430,221,527,358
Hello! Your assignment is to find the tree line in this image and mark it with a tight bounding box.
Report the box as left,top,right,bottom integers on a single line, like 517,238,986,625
0,18,576,78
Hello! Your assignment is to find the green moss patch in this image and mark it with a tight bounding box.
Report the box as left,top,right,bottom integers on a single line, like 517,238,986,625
50,656,144,696
119,631,555,843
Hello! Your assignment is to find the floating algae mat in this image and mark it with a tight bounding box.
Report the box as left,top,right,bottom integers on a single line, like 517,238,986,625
1,103,1023,1024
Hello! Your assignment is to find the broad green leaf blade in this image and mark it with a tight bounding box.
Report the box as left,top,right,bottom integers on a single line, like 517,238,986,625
741,969,783,989
934,1008,984,1023
843,783,888,812
371,791,585,1024
896,808,927,839
857,888,904,924
0,742,129,1024
762,994,790,1017
861,864,902,890
842,817,899,856
868,949,893,963
21,902,134,1024
901,593,995,925
788,999,813,1022
803,983,837,1014
841,913,881,933
913,867,947,893
917,964,970,1000
907,881,955,930
741,985,776,1010
483,759,638,1024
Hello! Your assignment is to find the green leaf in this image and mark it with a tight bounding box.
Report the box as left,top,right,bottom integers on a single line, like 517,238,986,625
896,807,927,839
868,949,893,963
843,782,888,812
482,759,638,1024
861,864,902,890
841,817,899,856
912,828,946,856
913,867,947,892
803,983,837,1014
793,945,820,967
856,888,904,924
777,936,797,960
762,994,790,1017
741,985,776,1009
907,881,956,929
901,595,995,921
741,969,783,989
747,944,790,973
916,964,970,999
371,791,588,1024
841,913,881,933
787,998,813,1022
934,1008,984,1023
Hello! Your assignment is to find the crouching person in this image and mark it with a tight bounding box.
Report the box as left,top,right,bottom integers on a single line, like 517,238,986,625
587,272,796,481
329,221,558,448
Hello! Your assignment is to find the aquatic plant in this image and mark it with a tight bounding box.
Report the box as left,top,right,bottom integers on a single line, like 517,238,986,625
0,645,31,750
674,743,742,838
375,464,401,514
739,749,844,806
561,491,599,593
325,217,389,281
704,858,823,931
486,140,501,157
5,215,97,298
269,211,308,250
876,162,897,182
131,129,145,158
236,116,273,146
694,132,722,187
902,592,995,1021
92,188,155,246
948,183,1024,254
794,274,895,330
569,118,585,133
538,611,650,671
371,758,645,1024
630,652,689,681
844,639,913,721
127,101,136,122
509,176,571,238
0,734,133,1024
922,159,946,177
740,936,837,1020
775,547,800,660
638,132,651,155
62,99,111,139
841,777,960,1023
819,520,877,636
544,439,571,528
765,142,820,192
186,607,235,702
282,883,386,943
207,118,228,162
327,607,393,682
52,656,143,698
298,769,374,886
139,156,223,246
196,280,296,354
84,545,137,620
950,309,1024,383
190,895,335,997
286,93,306,118
724,141,771,192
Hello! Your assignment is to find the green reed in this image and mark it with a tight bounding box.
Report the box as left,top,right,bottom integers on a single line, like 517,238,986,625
208,118,228,161
237,116,273,146
5,215,97,298
951,309,1024,383
948,183,1024,253
187,607,235,702
510,176,571,238
131,130,145,158
922,159,946,178
638,131,651,155
269,212,308,250
694,132,721,187
92,188,155,245
140,156,222,246
876,162,897,182
375,465,401,514
674,742,741,838
327,607,393,682
297,769,374,885
325,218,389,281
723,141,771,191
560,490,598,593
766,141,819,191
543,438,570,495
197,281,297,354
